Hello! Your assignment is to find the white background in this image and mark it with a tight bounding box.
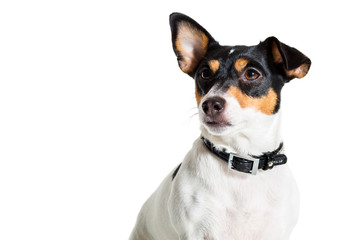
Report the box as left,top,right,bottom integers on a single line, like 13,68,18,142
1,0,359,239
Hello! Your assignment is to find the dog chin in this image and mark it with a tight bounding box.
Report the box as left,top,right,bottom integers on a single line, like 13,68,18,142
201,121,233,136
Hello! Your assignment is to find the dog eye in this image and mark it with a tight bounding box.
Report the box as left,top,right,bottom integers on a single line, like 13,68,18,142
200,68,212,80
244,69,260,81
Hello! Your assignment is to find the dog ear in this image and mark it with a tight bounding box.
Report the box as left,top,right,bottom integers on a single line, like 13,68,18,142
170,13,218,75
266,37,311,82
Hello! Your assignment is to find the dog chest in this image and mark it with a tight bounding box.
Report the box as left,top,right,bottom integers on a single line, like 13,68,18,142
172,147,299,239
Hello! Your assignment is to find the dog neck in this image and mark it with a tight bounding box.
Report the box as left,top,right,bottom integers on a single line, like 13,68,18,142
200,110,283,157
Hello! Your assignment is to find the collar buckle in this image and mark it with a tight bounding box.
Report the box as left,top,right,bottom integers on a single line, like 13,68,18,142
228,153,260,175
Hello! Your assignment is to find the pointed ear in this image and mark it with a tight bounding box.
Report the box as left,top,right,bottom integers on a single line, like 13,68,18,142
266,37,311,82
170,13,218,74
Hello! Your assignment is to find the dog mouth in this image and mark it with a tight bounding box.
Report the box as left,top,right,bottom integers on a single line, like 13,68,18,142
205,121,232,127
203,120,232,135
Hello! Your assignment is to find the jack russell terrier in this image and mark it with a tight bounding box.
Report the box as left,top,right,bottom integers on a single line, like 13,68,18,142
130,12,311,240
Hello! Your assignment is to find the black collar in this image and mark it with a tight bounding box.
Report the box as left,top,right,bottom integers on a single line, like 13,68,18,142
201,137,287,175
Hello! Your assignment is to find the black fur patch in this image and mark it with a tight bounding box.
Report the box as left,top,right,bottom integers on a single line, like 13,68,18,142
194,43,286,113
170,13,311,115
172,163,182,181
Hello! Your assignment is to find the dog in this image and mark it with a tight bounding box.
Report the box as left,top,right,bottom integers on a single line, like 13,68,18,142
130,12,311,240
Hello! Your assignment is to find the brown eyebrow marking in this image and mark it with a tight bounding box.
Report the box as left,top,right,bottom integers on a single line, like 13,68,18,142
195,87,203,106
234,58,248,72
208,59,220,73
227,86,278,115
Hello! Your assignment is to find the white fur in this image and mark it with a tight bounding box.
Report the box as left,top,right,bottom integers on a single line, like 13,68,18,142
130,91,300,240
229,48,235,55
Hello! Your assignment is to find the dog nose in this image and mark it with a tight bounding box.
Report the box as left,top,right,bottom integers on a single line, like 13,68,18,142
202,97,225,116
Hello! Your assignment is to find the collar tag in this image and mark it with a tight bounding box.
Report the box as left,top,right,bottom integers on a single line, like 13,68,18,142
228,153,260,175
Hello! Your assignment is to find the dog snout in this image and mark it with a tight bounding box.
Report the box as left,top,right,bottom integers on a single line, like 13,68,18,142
202,97,225,116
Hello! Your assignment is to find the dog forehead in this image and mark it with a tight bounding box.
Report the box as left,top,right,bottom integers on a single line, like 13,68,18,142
204,44,267,70
207,45,250,60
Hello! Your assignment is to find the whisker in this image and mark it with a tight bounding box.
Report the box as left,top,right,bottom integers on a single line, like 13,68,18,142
181,106,199,127
189,112,199,119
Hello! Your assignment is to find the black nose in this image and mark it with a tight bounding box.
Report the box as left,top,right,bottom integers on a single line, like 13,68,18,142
202,97,225,116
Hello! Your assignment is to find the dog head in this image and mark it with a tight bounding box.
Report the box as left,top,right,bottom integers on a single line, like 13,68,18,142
170,13,311,146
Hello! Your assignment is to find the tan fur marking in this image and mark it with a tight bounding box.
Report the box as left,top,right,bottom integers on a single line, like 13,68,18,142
195,87,203,106
200,32,209,53
287,63,310,79
175,22,209,73
272,42,310,79
234,58,248,72
208,60,220,73
272,42,283,64
228,86,278,115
